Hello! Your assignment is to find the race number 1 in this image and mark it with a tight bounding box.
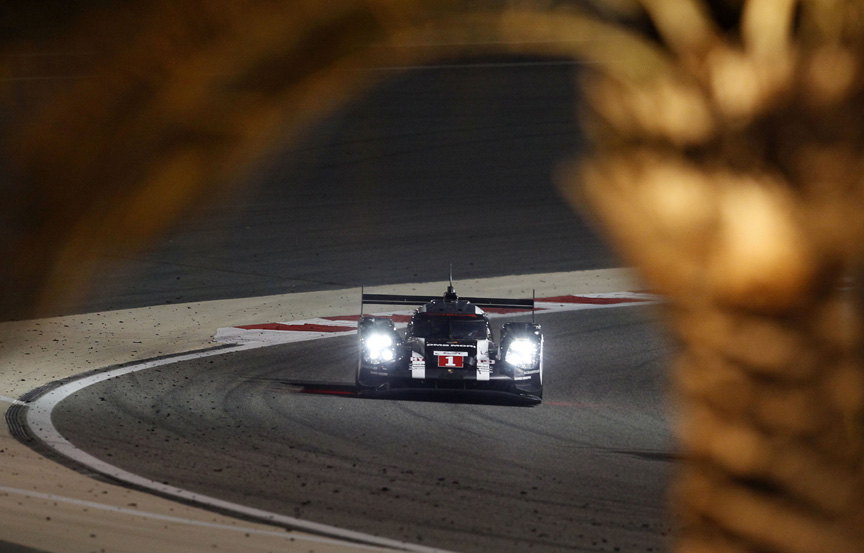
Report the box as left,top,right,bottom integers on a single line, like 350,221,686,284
435,351,467,368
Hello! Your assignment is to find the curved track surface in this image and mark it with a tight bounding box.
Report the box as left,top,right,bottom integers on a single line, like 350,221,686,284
38,57,675,553
53,305,674,553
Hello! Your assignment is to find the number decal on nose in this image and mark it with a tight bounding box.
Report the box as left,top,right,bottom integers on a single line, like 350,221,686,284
440,355,462,367
434,351,467,368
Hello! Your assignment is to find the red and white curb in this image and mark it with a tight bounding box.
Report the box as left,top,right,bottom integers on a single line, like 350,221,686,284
215,292,659,346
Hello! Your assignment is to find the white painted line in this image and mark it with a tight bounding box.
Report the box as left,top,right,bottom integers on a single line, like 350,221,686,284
287,318,360,328
23,344,458,553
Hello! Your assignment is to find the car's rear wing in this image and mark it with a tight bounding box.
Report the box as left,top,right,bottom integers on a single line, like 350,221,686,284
361,288,536,322
361,293,534,311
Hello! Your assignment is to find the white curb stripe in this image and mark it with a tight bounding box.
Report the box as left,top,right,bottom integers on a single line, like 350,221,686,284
23,347,457,553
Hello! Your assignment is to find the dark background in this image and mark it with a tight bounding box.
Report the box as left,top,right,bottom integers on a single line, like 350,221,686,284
67,57,617,315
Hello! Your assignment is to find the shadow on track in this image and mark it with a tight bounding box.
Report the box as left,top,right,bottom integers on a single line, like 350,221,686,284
276,379,541,407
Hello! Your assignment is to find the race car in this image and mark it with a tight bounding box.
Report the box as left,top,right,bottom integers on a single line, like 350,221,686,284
356,284,543,400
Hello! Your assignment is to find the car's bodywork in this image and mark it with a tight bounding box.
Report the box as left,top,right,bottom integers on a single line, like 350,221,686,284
356,285,543,401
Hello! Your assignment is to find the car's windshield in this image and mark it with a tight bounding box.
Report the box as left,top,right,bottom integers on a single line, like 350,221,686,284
411,316,488,340
450,319,488,339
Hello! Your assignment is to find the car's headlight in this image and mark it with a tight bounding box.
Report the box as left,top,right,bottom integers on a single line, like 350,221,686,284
364,333,395,362
505,338,537,369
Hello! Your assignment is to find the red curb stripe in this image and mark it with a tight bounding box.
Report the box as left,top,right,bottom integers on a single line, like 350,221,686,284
539,295,649,305
237,323,354,333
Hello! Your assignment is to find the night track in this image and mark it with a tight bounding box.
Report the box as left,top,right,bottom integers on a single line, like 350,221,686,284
32,56,675,552
53,305,675,553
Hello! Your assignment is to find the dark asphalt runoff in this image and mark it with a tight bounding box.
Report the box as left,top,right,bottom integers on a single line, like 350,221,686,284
61,56,618,316
54,306,675,553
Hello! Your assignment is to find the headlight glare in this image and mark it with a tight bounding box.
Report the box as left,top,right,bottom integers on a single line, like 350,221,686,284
505,338,537,369
364,333,394,363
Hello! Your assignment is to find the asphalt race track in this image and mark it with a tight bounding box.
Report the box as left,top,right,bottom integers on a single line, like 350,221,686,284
53,305,674,553
35,57,676,552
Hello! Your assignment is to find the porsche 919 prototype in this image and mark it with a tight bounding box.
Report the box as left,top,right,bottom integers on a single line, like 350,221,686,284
356,284,543,401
